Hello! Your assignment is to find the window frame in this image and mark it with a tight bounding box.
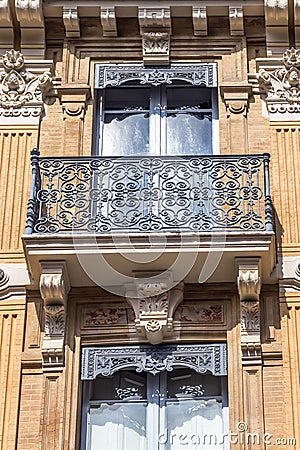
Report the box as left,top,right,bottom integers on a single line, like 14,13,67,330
94,63,219,156
80,344,228,450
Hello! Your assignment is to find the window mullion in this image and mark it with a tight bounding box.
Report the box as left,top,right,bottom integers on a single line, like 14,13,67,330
147,374,160,450
149,86,161,155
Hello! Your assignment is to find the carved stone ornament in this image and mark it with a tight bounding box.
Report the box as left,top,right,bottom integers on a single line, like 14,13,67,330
95,63,218,89
0,49,52,122
142,32,170,65
126,278,183,344
101,7,117,36
0,268,9,287
241,301,260,332
237,258,261,302
39,262,70,368
192,6,207,36
81,344,227,379
257,48,300,114
44,305,65,336
229,6,244,36
63,7,80,38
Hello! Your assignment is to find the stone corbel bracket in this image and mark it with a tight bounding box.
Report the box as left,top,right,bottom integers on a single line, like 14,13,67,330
264,0,289,56
192,7,207,36
256,48,300,121
63,7,80,38
39,261,70,369
15,0,45,58
138,7,171,65
58,85,91,120
236,258,262,364
126,275,183,345
229,6,244,36
0,49,53,126
101,7,117,37
220,84,253,117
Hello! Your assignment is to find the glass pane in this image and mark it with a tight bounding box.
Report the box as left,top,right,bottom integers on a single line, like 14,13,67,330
167,87,212,110
167,370,222,399
91,372,147,401
166,113,212,155
166,399,224,450
88,403,147,450
105,87,150,111
102,113,149,156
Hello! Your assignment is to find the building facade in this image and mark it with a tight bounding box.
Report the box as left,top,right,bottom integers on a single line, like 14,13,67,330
0,1,300,449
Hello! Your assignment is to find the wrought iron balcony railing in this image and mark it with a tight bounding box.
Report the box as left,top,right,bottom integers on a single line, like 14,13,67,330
25,150,273,234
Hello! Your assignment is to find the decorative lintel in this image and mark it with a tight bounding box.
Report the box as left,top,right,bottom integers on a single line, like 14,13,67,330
81,344,227,379
126,274,183,344
95,63,218,89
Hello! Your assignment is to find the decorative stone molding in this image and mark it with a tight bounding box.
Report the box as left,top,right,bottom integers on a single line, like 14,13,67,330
0,50,52,125
126,275,183,344
192,7,208,36
257,48,300,119
81,344,227,379
101,7,117,36
63,7,80,38
58,85,91,120
0,268,9,288
229,6,244,36
237,258,262,365
237,258,261,302
241,301,260,332
138,7,171,30
142,32,170,65
220,85,252,117
138,7,171,65
95,63,218,89
39,262,70,369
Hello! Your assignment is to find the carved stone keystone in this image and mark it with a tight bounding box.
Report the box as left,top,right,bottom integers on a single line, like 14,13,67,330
138,7,171,65
126,273,183,344
39,261,70,369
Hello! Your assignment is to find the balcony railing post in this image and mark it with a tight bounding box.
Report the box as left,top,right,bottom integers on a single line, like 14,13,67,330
263,153,273,232
25,148,40,234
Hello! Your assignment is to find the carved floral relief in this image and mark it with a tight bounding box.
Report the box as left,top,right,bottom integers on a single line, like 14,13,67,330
0,49,52,118
83,307,135,327
174,304,224,323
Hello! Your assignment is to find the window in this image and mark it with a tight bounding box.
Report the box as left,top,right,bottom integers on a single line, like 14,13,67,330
94,64,218,156
81,344,228,450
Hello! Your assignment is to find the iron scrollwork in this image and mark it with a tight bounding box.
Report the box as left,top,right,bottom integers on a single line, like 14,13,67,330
95,63,217,88
25,153,271,234
81,344,227,379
